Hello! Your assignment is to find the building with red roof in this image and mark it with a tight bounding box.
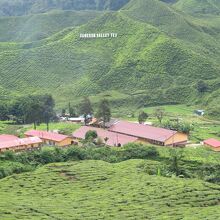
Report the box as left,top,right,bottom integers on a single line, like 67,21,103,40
0,134,20,143
24,130,73,147
0,137,42,152
73,126,138,147
203,138,220,151
108,121,188,146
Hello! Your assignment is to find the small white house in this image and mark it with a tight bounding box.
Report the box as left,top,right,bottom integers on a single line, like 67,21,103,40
194,110,205,116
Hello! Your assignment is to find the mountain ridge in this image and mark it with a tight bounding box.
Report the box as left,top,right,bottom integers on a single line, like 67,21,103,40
0,0,130,16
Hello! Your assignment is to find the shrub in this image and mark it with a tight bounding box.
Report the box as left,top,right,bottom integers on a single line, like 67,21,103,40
122,143,159,160
65,147,86,160
85,130,98,142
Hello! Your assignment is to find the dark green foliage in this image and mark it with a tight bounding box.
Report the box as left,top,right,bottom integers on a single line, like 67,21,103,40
122,143,159,159
168,149,183,176
138,111,149,124
1,144,220,185
41,94,56,131
96,99,111,128
79,97,93,125
61,108,66,116
68,103,76,117
161,120,194,134
0,102,9,120
9,94,55,129
85,130,98,141
197,80,209,93
154,107,166,124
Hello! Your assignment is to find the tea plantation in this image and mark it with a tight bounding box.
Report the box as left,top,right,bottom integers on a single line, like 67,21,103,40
1,159,220,219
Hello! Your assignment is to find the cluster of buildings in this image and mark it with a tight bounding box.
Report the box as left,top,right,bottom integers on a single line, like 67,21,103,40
73,120,188,147
0,131,73,153
0,119,219,153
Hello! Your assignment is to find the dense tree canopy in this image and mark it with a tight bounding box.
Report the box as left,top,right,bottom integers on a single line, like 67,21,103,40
2,94,56,129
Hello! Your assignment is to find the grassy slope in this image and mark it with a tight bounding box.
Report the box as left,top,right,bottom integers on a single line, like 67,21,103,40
1,159,220,219
173,0,220,14
122,0,220,62
0,10,102,42
0,10,219,109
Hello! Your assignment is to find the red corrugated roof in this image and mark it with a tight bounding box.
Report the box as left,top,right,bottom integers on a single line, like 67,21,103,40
0,134,20,142
109,121,177,142
0,137,42,150
73,126,138,147
25,130,69,142
204,138,220,148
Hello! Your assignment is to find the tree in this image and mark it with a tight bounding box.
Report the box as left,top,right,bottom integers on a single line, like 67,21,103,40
79,97,93,125
0,103,9,120
61,109,66,117
138,111,149,124
41,95,55,131
197,80,208,93
68,103,76,117
85,130,98,142
10,94,55,130
154,107,165,124
96,99,111,128
161,120,194,135
169,149,183,176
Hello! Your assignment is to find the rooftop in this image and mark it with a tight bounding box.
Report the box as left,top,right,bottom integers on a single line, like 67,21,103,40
204,138,220,148
25,130,69,142
0,137,42,150
0,134,20,143
109,121,177,142
73,126,138,147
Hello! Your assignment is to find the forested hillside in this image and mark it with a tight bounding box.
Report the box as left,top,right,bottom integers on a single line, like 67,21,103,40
0,0,219,113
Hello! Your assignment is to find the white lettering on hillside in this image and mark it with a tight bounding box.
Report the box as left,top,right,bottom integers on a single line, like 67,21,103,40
80,33,118,39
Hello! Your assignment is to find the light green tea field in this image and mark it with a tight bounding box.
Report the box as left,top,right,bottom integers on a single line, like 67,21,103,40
1,159,220,220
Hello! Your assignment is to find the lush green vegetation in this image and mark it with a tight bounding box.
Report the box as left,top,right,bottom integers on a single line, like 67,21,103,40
1,143,220,182
0,0,219,115
1,150,220,219
173,0,220,14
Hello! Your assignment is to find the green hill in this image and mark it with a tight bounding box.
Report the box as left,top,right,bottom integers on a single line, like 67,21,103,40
1,159,220,219
0,0,220,111
173,0,220,14
0,10,102,42
0,0,130,16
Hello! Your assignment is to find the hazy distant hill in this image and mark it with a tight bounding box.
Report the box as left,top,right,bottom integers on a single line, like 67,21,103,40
0,10,102,42
0,0,219,110
0,0,130,16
